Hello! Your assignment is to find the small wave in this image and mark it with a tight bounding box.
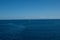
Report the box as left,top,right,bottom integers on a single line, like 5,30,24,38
7,23,26,32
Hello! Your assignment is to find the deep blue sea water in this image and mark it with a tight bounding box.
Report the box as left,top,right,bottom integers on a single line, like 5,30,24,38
0,19,60,40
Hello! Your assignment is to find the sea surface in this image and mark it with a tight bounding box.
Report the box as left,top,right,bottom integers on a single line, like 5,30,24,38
0,19,60,40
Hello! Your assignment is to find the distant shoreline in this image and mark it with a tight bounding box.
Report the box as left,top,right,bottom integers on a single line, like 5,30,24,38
0,19,60,20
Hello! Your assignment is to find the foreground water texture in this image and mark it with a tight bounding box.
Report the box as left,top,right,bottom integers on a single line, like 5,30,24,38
0,19,60,40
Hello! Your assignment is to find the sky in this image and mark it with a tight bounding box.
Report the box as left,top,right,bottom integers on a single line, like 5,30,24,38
0,0,60,19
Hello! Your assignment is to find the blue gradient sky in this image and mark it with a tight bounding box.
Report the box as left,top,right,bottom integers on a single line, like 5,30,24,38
0,0,60,19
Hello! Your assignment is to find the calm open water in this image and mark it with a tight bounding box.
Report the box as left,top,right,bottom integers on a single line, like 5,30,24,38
0,19,60,40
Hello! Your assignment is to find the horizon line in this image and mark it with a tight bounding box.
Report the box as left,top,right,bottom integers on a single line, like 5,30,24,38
0,19,60,20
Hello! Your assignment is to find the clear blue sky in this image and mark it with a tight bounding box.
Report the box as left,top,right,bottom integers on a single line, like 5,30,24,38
0,0,60,19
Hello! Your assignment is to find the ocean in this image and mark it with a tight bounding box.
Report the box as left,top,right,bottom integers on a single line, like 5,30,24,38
0,19,60,40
